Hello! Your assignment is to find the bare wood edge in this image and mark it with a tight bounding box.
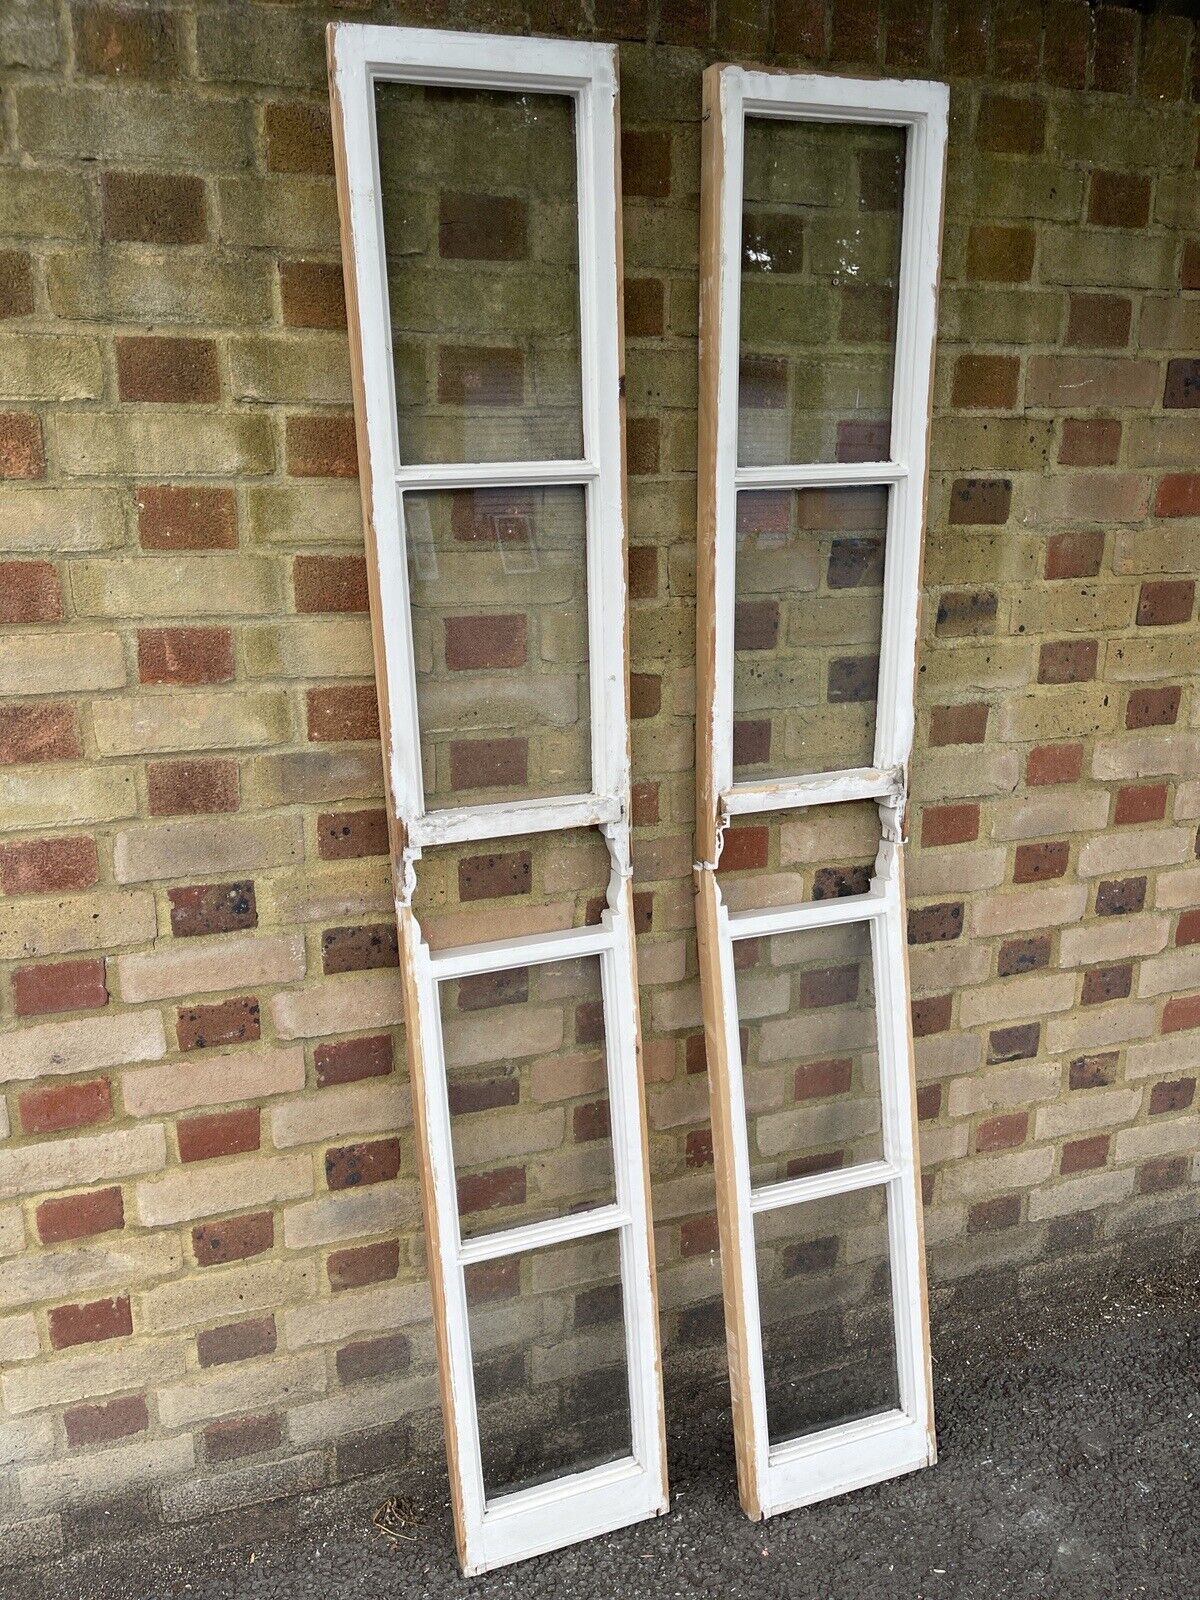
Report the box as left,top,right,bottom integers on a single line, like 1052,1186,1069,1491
695,869,761,1518
611,51,670,1513
326,24,469,1568
695,63,725,870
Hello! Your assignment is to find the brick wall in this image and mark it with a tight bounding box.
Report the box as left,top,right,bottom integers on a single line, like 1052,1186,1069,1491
0,0,1198,1556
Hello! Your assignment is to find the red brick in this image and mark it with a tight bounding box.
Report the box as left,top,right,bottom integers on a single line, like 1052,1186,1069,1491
137,625,233,685
1026,742,1083,786
315,1033,393,1088
1138,1155,1189,1194
1184,241,1200,293
458,969,528,1013
0,413,44,479
794,1057,852,1100
685,1128,713,1169
116,336,219,404
0,251,35,318
337,1333,410,1385
286,414,358,478
988,1023,1040,1063
193,1211,273,1267
12,958,107,1018
1137,580,1194,627
718,826,769,873
920,803,979,849
444,614,527,672
573,1098,611,1143
64,1394,148,1449
935,590,999,636
912,994,952,1036
1148,1077,1195,1115
0,835,97,894
458,850,531,902
992,1,1040,79
1081,962,1133,1006
624,277,664,338
1087,171,1150,228
437,346,523,407
305,685,379,743
680,1213,720,1256
168,880,256,938
1161,993,1200,1033
967,1194,1021,1233
965,226,1034,283
621,128,672,198
627,414,660,475
908,902,963,944
976,93,1044,155
631,781,659,826
1096,876,1146,916
733,720,771,766
448,737,528,792
1070,1052,1118,1090
203,1412,283,1463
1061,1134,1110,1174
49,1295,131,1350
148,757,240,816
1038,639,1097,684
264,102,333,175
327,1238,400,1293
462,1257,519,1302
999,936,1051,977
326,1138,401,1191
951,353,1019,409
1092,3,1138,92
178,1108,260,1164
101,171,206,244
1176,909,1200,947
177,996,260,1052
797,964,861,1010
457,1166,525,1215
196,1315,276,1368
0,704,80,764
279,259,346,329
1114,783,1167,825
37,1186,124,1245
631,672,662,718
1154,474,1200,518
73,4,177,76
439,191,527,259
316,809,388,861
1045,531,1104,580
1014,840,1070,883
1064,292,1131,349
1164,359,1200,409
976,1111,1028,1153
0,560,61,624
1059,417,1121,467
293,555,369,614
20,1078,112,1135
136,485,237,551
916,1083,942,1120
322,923,398,975
929,703,988,745
949,478,1011,524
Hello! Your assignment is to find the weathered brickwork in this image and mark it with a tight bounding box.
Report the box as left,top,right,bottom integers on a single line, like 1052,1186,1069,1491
0,0,1198,1554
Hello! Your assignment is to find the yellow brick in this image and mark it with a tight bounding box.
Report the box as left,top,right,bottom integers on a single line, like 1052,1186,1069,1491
0,1009,166,1085
0,488,125,553
0,631,126,696
271,969,405,1040
122,1044,306,1117
0,334,103,401
113,815,303,884
70,555,282,618
0,889,156,961
0,1125,166,1200
136,1152,312,1227
53,412,273,479
92,688,291,756
0,766,137,830
117,932,306,1003
245,482,363,546
243,618,373,680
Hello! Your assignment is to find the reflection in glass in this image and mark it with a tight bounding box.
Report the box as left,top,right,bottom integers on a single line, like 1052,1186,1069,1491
733,486,888,780
407,486,591,810
466,1229,631,1498
738,118,906,467
735,922,882,1191
375,81,584,464
441,954,614,1240
754,1189,899,1445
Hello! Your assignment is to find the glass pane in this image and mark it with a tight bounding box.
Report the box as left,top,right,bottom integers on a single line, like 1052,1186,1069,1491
735,922,882,1191
733,486,887,780
375,81,584,464
754,1189,899,1446
466,1229,632,1499
441,954,614,1240
407,486,591,809
738,118,905,467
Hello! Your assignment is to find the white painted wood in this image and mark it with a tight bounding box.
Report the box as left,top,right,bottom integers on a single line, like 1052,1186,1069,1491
695,64,947,1522
329,22,666,1575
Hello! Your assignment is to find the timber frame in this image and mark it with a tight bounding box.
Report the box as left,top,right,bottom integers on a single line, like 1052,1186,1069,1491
328,23,667,1574
695,64,949,1519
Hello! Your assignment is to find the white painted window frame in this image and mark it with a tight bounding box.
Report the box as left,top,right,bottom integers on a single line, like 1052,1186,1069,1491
695,65,948,1521
328,23,666,1574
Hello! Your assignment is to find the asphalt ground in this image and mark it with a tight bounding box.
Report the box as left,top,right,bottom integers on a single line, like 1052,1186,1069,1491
14,1259,1199,1600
